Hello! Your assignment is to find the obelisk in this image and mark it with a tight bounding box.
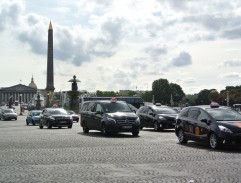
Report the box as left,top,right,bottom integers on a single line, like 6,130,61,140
45,21,55,92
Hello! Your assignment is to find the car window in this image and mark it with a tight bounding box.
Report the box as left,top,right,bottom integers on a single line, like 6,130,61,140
197,109,209,121
141,107,149,114
147,108,154,115
187,109,199,119
93,104,103,113
102,102,132,113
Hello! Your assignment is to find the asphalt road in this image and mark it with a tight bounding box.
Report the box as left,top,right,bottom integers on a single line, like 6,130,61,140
0,111,241,183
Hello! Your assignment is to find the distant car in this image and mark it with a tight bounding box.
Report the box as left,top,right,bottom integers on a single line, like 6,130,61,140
136,105,178,131
26,110,42,126
80,98,140,136
68,110,79,122
39,108,73,129
175,103,241,149
0,108,17,121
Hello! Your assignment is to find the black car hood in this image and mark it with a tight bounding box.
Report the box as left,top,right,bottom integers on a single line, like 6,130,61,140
106,112,137,119
217,121,241,132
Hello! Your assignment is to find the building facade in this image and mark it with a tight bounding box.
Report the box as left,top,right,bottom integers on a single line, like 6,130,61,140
0,84,37,104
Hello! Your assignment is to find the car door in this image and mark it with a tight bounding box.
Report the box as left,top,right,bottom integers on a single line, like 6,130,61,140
138,107,148,128
91,103,103,131
185,108,200,141
195,109,210,141
147,108,155,127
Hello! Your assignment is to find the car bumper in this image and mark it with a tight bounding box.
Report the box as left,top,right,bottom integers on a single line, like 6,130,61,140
159,120,176,129
219,132,241,146
106,123,140,133
51,120,73,127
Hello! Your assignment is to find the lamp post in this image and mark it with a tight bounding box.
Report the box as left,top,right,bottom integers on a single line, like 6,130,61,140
19,93,23,115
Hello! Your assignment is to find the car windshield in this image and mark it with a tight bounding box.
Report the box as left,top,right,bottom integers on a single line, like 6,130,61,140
49,109,68,115
4,109,14,113
207,108,241,121
68,111,75,114
32,112,41,116
102,102,132,113
155,107,177,114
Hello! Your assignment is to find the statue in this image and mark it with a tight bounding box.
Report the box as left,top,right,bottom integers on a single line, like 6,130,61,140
72,75,78,91
36,92,41,110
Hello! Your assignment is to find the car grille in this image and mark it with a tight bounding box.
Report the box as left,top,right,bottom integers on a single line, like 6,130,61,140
116,118,136,125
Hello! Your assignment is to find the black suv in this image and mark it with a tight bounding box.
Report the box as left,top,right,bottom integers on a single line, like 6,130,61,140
80,98,140,136
175,103,241,149
39,108,73,129
136,105,177,131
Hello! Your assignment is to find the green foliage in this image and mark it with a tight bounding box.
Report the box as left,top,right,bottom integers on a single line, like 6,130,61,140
152,78,171,105
140,91,153,102
96,90,117,97
170,83,185,105
195,89,212,105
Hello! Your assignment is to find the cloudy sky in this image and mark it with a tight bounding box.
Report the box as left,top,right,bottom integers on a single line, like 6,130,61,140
1,0,241,94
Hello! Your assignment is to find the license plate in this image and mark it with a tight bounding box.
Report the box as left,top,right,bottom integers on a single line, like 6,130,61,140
60,121,66,123
122,126,132,129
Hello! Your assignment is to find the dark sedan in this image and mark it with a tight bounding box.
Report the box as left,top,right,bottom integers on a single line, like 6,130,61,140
175,103,241,149
136,105,178,131
39,108,73,129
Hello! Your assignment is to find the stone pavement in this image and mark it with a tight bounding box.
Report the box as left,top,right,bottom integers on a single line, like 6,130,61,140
0,115,241,183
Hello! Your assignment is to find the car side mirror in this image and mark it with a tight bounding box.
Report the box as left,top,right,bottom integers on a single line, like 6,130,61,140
201,118,211,125
96,111,103,115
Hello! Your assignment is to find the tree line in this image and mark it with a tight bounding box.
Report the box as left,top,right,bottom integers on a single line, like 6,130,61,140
94,78,241,107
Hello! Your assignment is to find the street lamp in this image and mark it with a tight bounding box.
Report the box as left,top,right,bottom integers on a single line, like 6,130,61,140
19,93,23,115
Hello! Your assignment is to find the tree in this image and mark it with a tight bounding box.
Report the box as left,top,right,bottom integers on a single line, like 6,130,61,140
196,89,212,105
208,89,219,102
140,91,153,102
170,83,185,106
96,90,117,97
152,78,171,105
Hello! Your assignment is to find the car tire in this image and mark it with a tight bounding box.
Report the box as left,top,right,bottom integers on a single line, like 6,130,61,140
132,131,139,137
209,133,221,149
68,125,72,129
177,129,188,144
32,120,35,126
83,125,89,133
15,117,17,120
39,123,43,129
26,121,29,126
47,122,52,129
101,124,109,136
154,121,160,131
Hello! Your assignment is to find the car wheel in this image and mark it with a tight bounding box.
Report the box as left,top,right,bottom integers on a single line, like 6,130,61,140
209,133,221,149
26,121,29,126
101,124,109,136
47,122,52,129
83,125,89,133
39,123,43,129
32,120,35,126
15,117,17,120
68,125,72,129
178,129,188,144
132,131,139,137
154,121,160,131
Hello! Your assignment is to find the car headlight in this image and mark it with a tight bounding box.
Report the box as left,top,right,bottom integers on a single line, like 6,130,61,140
135,117,140,125
218,125,233,133
49,116,55,120
159,116,165,120
107,117,116,123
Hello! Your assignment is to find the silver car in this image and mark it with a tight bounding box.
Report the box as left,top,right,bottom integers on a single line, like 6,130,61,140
0,108,17,120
